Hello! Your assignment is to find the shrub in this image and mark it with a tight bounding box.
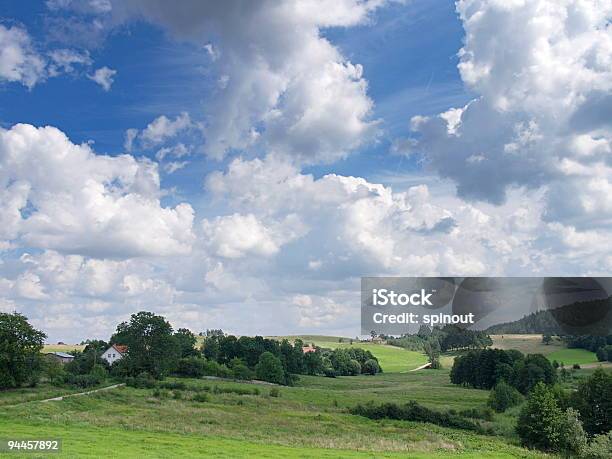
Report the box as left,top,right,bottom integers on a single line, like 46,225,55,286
488,380,523,412
573,363,581,370
569,368,612,435
350,401,481,432
65,373,102,388
175,357,205,377
323,368,337,378
193,393,209,402
459,407,495,421
201,360,233,378
255,352,285,385
558,407,587,456
582,431,612,459
125,371,156,389
362,359,380,375
347,359,361,376
516,382,564,451
269,388,280,397
232,363,254,381
173,391,182,400
158,381,186,391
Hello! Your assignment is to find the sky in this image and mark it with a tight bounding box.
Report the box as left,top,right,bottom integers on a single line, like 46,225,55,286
0,0,611,343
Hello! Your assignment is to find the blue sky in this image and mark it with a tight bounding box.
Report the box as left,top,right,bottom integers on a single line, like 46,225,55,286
1,1,610,342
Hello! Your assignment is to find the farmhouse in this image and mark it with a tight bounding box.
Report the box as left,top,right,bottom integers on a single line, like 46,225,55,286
302,344,316,354
45,352,75,364
101,344,128,365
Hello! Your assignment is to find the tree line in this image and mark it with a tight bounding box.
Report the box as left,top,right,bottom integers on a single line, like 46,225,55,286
1,311,382,390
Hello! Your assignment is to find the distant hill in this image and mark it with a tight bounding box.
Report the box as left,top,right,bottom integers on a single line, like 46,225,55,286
486,296,612,335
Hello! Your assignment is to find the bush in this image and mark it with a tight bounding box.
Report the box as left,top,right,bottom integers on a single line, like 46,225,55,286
269,388,280,398
193,393,209,402
158,381,186,391
350,401,481,432
558,408,587,456
175,357,205,377
172,391,183,400
125,371,156,389
362,359,381,375
44,359,67,386
458,407,495,421
573,363,581,370
582,431,612,459
201,360,233,378
569,368,612,435
516,382,564,451
65,373,102,388
488,380,523,412
255,352,285,385
231,363,254,381
323,367,337,378
347,359,361,376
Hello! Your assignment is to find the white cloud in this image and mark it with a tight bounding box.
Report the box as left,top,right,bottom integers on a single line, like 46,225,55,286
405,0,612,231
0,123,195,258
61,0,382,163
140,113,191,146
87,66,116,91
48,48,91,75
163,161,189,174
0,24,46,88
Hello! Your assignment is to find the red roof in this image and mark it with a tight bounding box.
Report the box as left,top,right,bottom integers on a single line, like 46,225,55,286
113,345,128,354
302,345,316,354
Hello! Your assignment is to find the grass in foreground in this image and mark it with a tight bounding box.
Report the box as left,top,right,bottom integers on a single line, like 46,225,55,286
0,371,547,458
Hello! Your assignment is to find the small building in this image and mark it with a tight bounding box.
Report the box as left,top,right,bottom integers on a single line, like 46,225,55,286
371,336,385,344
101,344,128,365
302,344,317,354
45,352,75,364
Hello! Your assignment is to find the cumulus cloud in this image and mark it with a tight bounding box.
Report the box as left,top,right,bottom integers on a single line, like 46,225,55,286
0,24,95,88
87,65,116,90
0,24,46,88
405,0,612,235
52,0,382,163
0,123,195,257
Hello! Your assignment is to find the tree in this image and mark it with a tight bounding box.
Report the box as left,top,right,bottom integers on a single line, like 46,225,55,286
255,352,285,384
174,328,197,358
570,368,612,435
110,311,180,378
542,334,553,345
423,337,442,369
0,313,46,389
488,380,523,412
516,382,564,451
303,350,324,375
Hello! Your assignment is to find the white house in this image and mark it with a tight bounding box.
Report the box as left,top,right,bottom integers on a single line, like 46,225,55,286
101,344,128,365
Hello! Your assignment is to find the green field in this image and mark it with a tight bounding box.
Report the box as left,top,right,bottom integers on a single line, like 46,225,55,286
0,371,545,458
43,343,85,353
273,335,428,372
490,335,564,355
546,348,599,366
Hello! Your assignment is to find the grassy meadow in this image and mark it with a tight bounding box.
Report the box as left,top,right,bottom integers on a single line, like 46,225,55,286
6,333,608,457
0,370,547,458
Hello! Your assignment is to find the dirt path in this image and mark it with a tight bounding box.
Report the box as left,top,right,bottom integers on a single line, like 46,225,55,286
40,383,125,402
408,362,432,372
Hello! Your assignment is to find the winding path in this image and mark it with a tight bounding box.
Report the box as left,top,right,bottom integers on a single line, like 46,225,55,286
40,383,125,402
